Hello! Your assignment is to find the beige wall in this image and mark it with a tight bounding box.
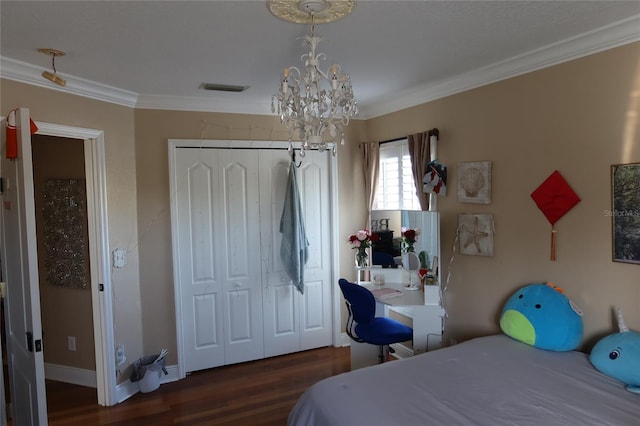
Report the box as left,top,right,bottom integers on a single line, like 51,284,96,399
365,42,640,348
1,82,142,382
2,40,638,378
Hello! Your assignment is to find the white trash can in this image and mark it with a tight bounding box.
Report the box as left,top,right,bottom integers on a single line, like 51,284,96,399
130,350,168,393
139,364,162,393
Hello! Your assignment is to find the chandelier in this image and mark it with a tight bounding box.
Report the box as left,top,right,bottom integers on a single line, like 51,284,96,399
269,0,357,156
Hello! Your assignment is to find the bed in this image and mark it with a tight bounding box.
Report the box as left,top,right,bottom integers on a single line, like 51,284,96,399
288,334,640,425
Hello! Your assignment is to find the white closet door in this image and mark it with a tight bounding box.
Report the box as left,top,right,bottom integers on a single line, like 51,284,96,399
173,145,332,372
296,152,333,351
217,150,263,365
261,150,332,357
174,148,263,372
174,148,225,372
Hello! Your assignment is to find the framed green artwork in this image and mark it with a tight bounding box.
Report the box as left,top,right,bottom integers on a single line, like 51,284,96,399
611,163,640,264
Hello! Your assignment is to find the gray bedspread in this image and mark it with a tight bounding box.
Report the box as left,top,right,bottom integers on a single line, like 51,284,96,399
288,335,640,425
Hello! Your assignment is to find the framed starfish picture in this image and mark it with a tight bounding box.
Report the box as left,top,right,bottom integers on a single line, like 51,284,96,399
458,213,494,256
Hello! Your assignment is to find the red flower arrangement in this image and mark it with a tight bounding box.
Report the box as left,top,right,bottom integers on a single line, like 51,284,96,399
401,227,420,252
347,229,379,267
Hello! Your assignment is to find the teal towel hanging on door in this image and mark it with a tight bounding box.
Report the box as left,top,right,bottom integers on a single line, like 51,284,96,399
280,160,309,294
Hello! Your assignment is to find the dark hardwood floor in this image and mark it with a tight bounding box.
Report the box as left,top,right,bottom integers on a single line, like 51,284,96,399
44,346,350,425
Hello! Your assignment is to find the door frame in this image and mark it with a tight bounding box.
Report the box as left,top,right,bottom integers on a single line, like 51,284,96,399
34,121,116,406
168,139,341,379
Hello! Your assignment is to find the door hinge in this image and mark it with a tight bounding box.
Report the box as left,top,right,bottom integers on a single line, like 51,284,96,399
0,177,3,194
99,283,104,291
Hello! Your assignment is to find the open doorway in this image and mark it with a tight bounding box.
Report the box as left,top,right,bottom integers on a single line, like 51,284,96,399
32,135,97,391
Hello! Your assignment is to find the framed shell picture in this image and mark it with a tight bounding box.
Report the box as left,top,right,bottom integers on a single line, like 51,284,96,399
457,161,492,204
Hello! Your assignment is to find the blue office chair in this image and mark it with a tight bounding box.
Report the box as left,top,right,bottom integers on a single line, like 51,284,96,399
339,278,413,363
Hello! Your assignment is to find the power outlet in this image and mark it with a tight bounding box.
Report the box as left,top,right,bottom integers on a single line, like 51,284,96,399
68,336,76,351
112,248,127,268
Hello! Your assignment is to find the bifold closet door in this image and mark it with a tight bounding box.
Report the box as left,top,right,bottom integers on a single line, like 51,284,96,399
174,148,263,372
173,146,333,373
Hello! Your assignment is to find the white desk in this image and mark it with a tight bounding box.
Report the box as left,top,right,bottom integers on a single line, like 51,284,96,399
350,279,446,370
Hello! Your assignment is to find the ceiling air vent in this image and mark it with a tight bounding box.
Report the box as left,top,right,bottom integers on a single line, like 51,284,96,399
200,83,249,93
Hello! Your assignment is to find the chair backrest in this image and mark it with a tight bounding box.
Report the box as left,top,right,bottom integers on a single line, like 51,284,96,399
372,251,395,266
338,278,376,324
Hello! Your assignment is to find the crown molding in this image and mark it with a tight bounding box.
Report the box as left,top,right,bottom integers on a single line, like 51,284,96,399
359,14,640,119
2,13,639,118
135,94,273,115
0,56,139,108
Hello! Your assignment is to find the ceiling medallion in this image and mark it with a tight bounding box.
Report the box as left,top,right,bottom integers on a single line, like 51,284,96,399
267,0,356,24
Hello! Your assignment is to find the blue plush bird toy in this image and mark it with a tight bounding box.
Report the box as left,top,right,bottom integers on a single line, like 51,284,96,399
589,307,640,394
500,283,583,351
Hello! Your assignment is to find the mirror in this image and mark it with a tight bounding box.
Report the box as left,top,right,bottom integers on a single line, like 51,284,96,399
404,251,421,290
370,210,440,276
405,251,420,270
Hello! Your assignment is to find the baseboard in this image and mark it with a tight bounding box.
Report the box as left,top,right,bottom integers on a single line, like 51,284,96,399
161,364,180,384
115,364,180,404
44,363,96,388
115,378,138,403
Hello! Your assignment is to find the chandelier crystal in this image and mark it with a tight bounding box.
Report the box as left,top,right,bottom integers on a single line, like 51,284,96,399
271,1,357,157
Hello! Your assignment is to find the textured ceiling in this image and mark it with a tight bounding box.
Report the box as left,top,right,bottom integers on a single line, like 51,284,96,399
1,1,639,118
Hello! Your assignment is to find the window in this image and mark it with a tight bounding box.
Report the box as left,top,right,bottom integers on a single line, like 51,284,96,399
373,139,420,210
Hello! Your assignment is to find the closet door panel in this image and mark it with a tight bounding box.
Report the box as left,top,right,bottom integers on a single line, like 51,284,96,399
272,285,296,335
175,149,224,372
226,288,253,341
219,151,264,365
193,294,219,348
301,279,325,331
222,161,252,277
297,153,333,350
261,151,301,357
298,162,324,271
261,151,333,356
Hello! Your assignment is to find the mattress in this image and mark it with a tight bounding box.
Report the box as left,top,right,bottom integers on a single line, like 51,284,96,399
288,335,640,425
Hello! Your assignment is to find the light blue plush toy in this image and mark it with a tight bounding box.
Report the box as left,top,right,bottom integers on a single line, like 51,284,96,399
589,307,640,394
500,282,584,351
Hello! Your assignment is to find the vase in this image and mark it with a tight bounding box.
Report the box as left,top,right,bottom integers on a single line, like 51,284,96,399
402,240,415,254
354,250,370,284
355,251,368,269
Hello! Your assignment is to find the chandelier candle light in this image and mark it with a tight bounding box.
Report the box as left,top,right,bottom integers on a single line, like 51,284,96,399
269,0,357,157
